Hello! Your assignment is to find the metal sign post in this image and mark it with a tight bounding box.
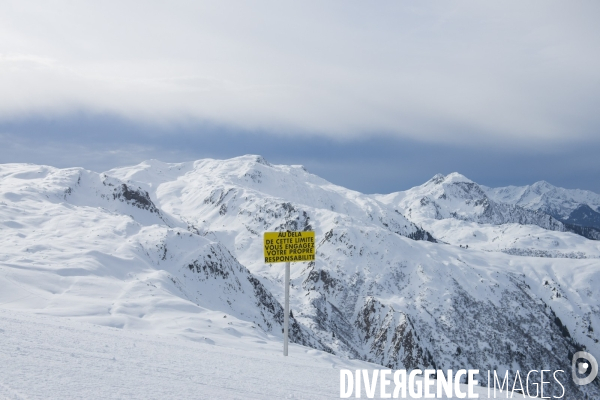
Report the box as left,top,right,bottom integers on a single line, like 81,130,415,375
283,261,290,356
263,230,316,356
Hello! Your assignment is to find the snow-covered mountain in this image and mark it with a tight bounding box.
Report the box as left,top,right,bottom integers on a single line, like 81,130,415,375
483,180,600,231
0,163,323,350
107,156,434,243
378,172,600,241
377,173,564,229
2,157,600,398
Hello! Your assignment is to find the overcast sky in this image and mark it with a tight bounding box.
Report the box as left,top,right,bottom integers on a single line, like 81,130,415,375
1,1,599,193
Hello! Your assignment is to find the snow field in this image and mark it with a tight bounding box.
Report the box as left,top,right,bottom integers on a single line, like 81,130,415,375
1,309,527,399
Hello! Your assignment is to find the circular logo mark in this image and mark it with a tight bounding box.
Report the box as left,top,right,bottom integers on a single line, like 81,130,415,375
572,351,598,386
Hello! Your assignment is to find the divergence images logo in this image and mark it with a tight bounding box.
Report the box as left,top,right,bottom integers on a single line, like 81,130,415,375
572,351,598,386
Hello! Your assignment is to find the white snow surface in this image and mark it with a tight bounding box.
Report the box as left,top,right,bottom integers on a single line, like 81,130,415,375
421,218,600,258
1,157,600,398
0,309,528,399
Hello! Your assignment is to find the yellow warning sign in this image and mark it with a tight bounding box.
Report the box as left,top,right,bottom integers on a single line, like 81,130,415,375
263,231,316,263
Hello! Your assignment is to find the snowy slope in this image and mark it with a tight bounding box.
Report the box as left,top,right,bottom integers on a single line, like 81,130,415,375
0,163,321,349
2,309,529,399
2,158,600,398
0,309,365,399
420,218,600,259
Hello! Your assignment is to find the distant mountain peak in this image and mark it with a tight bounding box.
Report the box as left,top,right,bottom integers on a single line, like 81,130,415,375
427,173,475,187
231,154,272,167
443,172,474,184
429,173,446,184
529,180,556,192
254,155,271,166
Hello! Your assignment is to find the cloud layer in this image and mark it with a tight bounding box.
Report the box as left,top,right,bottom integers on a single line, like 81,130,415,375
1,1,600,147
2,114,599,194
